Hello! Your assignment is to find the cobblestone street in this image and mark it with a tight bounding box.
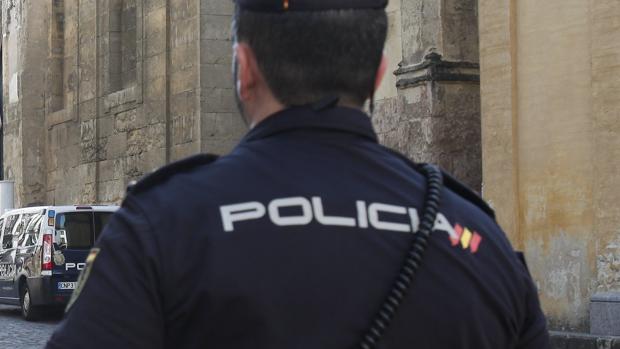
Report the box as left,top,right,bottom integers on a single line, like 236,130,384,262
0,305,59,348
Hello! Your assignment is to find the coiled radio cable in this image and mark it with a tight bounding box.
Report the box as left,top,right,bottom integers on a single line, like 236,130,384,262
358,164,444,349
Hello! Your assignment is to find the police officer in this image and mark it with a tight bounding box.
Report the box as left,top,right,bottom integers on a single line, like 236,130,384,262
47,0,550,348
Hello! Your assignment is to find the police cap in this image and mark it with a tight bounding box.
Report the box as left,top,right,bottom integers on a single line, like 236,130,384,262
236,0,388,12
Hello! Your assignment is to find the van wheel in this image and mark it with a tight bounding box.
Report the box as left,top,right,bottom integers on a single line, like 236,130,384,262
20,284,41,321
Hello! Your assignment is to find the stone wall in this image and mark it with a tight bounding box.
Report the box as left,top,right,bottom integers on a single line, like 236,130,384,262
200,0,242,154
1,0,484,208
373,0,482,191
2,0,246,206
2,0,481,205
479,0,620,332
2,0,49,207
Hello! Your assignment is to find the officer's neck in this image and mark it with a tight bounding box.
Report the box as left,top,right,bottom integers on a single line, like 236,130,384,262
247,100,284,129
247,97,363,129
241,85,283,129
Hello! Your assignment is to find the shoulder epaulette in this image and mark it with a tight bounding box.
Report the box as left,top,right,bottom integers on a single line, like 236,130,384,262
440,169,496,220
384,148,496,220
125,153,219,197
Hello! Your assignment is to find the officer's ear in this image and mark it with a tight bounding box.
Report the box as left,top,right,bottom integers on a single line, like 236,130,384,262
234,42,261,102
374,53,388,91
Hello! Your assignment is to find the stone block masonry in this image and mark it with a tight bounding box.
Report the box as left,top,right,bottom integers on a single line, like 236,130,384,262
479,0,620,338
1,0,247,206
2,0,482,206
373,0,482,192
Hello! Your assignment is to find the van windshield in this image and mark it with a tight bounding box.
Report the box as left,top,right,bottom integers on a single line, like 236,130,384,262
55,211,114,249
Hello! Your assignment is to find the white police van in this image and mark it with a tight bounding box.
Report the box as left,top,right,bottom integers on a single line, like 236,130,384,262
0,205,118,320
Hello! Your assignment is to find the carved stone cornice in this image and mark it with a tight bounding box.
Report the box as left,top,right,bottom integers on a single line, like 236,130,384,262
395,52,480,89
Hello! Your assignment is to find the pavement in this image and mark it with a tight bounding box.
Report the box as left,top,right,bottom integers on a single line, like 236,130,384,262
0,305,60,348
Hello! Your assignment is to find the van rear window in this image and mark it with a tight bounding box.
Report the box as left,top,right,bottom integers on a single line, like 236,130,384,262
95,212,113,242
56,212,114,249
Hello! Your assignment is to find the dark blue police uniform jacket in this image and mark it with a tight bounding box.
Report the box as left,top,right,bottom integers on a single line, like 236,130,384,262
47,106,549,349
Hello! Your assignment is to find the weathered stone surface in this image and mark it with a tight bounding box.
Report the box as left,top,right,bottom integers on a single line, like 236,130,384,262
170,68,199,95
2,0,244,205
201,87,236,114
144,7,166,57
550,331,620,349
145,0,166,13
99,179,125,204
198,0,235,143
200,112,246,155
171,16,199,48
201,39,232,65
1,0,49,206
144,52,166,80
200,63,231,89
99,159,125,182
374,0,482,192
171,43,198,73
105,133,129,159
127,124,166,155
114,109,138,132
170,0,196,21
376,79,481,190
200,14,230,41
170,142,200,162
479,0,620,333
591,293,620,336
200,0,234,16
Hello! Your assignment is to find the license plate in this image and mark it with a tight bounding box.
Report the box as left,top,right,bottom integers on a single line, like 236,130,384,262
57,282,76,290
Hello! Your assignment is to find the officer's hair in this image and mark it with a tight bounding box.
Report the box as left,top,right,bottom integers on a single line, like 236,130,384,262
234,8,388,107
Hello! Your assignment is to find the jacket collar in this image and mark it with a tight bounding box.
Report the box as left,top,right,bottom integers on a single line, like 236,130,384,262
240,106,378,143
